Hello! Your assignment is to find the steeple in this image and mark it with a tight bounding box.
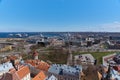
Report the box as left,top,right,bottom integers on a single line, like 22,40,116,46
66,32,73,66
105,64,112,80
33,50,39,60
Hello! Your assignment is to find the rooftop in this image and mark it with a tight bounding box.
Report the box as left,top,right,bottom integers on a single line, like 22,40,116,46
0,65,30,80
32,71,46,80
48,64,82,76
17,65,30,79
109,67,120,80
26,60,50,71
0,62,13,75
46,75,57,80
113,53,120,64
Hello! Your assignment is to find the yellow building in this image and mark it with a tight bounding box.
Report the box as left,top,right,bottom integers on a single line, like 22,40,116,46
0,45,12,52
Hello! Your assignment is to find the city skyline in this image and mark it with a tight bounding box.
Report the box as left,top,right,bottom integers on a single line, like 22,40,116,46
0,0,120,32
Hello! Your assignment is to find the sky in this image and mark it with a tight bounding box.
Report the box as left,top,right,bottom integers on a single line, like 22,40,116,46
0,0,120,32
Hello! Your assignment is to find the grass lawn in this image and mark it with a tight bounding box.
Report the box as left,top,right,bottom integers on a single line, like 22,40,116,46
39,52,68,64
73,52,117,64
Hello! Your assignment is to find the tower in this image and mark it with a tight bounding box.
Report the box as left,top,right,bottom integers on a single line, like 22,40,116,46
67,48,73,66
66,32,73,66
33,50,38,60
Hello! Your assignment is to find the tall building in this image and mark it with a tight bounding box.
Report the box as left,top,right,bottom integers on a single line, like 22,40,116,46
67,49,73,66
66,32,73,66
33,51,39,60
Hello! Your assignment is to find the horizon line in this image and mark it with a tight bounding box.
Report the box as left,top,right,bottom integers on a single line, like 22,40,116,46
0,31,120,33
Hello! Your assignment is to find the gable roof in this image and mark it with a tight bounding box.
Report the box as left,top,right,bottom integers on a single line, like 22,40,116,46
26,60,50,71
32,71,46,80
48,64,82,76
17,66,30,79
47,75,57,80
0,65,30,80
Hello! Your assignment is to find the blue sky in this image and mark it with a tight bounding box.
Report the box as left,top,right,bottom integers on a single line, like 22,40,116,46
0,0,120,32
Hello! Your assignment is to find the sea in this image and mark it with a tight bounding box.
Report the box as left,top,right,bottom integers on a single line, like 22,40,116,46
1,32,120,38
0,32,65,38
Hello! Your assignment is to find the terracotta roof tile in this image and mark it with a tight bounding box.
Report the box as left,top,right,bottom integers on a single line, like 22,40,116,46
17,66,30,79
32,71,46,80
26,60,50,71
0,65,30,80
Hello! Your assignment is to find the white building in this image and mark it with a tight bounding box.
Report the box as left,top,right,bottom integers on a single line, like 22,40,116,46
48,64,82,80
0,62,13,76
46,75,58,80
0,65,31,80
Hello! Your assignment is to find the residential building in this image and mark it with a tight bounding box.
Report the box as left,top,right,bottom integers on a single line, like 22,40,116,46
0,62,13,76
104,65,120,80
0,45,12,52
25,60,50,74
0,65,31,80
50,38,64,46
48,64,82,80
1,55,22,65
32,71,46,80
46,75,58,80
113,53,120,64
102,53,116,66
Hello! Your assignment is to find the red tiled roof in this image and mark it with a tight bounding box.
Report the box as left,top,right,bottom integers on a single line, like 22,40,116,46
0,65,30,80
25,60,50,71
1,55,19,63
32,71,46,80
17,66,30,79
26,60,36,66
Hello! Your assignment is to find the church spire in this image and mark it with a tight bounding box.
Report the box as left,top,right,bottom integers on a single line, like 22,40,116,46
66,32,73,66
